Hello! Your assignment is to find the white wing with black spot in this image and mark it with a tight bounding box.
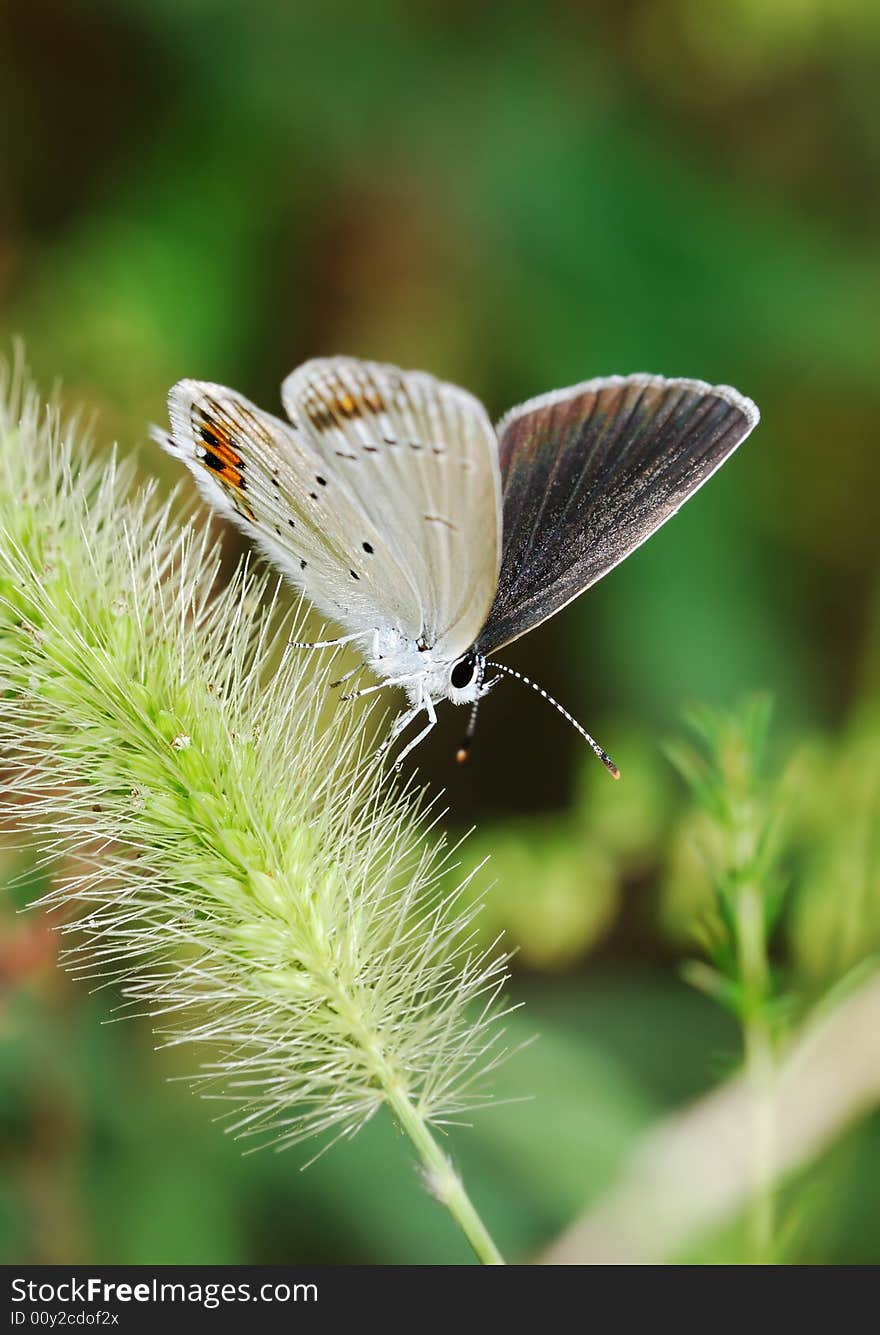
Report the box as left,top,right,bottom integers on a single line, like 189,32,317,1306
152,379,425,640
282,357,502,658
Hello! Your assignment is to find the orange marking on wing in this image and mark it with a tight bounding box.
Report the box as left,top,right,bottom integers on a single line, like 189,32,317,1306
212,466,254,521
303,397,336,431
199,447,244,489
194,404,245,464
213,439,242,468
215,461,244,487
200,427,243,468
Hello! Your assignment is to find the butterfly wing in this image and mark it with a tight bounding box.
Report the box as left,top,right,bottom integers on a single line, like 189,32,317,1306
475,374,759,654
282,358,501,658
153,380,425,640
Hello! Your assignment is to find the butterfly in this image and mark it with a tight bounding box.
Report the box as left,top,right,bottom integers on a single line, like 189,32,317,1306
152,357,759,774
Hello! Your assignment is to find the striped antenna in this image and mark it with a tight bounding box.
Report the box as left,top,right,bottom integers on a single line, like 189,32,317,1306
485,661,620,779
456,657,486,764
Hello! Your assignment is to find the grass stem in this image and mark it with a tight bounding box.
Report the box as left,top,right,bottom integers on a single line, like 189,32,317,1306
736,881,776,1263
384,1081,505,1265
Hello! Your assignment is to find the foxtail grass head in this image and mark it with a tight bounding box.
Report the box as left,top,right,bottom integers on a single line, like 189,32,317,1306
0,355,511,1156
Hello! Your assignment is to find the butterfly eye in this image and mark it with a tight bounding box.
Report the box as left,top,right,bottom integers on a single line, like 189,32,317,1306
450,653,478,690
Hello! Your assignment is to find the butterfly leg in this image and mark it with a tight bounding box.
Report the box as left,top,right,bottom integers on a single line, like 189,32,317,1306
289,631,367,652
393,695,437,766
389,705,420,740
341,674,419,702
373,703,420,762
329,664,362,690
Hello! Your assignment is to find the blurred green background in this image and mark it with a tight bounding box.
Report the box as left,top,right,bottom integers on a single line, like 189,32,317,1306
2,0,879,1263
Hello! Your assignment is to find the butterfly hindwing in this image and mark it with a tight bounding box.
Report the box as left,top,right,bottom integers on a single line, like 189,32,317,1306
476,374,759,653
154,380,424,641
282,358,501,658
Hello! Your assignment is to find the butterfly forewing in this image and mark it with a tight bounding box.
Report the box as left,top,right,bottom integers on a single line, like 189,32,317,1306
476,374,759,654
155,380,424,640
282,358,501,657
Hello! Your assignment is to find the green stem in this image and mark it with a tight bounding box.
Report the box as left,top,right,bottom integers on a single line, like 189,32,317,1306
736,881,776,1264
321,972,505,1265
384,1080,505,1265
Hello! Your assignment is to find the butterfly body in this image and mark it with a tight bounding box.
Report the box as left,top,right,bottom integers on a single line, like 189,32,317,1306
153,357,759,769
360,631,484,708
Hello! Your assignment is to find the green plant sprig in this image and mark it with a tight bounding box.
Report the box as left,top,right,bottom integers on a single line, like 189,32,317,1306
665,695,788,1263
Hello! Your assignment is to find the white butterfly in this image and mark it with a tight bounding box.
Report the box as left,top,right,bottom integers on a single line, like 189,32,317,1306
152,357,759,771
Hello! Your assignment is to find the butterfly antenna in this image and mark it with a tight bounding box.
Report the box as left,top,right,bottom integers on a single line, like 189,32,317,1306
485,661,620,780
456,659,485,764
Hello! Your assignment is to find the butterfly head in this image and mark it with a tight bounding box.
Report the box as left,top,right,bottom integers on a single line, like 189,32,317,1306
446,650,486,706
446,651,495,764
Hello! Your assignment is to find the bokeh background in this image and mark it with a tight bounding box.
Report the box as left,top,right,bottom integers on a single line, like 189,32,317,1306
2,0,879,1263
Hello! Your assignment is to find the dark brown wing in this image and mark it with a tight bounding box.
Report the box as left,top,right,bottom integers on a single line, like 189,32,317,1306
475,374,759,654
